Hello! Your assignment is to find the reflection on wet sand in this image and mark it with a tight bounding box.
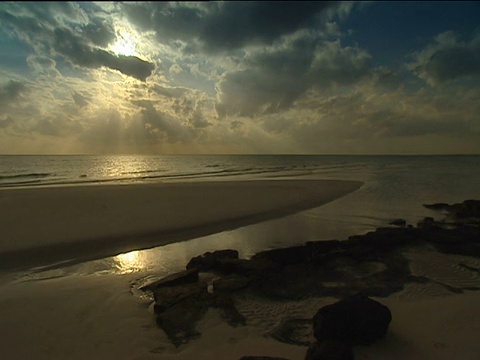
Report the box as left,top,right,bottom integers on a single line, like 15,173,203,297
114,251,144,274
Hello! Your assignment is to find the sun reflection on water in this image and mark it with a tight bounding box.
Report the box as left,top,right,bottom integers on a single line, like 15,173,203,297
114,250,144,274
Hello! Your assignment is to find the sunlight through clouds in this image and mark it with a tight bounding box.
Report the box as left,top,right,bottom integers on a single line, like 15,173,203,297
0,2,479,154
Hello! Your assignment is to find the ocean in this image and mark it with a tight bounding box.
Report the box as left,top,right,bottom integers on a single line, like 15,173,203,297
2,154,480,277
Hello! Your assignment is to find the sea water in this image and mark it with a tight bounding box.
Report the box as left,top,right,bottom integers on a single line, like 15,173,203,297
2,154,480,277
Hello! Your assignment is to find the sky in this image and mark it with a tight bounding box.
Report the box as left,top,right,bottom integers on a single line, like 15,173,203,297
0,1,479,155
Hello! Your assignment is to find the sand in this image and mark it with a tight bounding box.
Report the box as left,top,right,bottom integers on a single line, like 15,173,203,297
1,268,479,360
0,179,362,270
1,179,479,359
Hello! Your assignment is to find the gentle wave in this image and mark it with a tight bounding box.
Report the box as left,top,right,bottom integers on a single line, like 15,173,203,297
0,172,52,180
0,166,301,188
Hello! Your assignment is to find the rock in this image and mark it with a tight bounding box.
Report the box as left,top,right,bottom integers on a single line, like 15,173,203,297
389,218,406,227
313,294,392,346
210,292,246,326
424,200,480,219
213,274,250,292
423,202,450,211
417,217,436,229
140,268,199,291
186,249,239,272
305,341,354,360
155,286,210,347
152,282,207,314
253,245,311,266
154,280,246,345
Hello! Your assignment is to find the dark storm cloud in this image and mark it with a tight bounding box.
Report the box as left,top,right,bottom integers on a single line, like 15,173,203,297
123,2,336,52
216,35,371,117
0,80,26,107
201,2,334,51
411,32,480,85
83,18,116,48
53,27,154,81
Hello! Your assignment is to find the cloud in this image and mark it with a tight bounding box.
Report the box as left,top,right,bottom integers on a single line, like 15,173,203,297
0,80,26,107
123,2,336,52
0,116,15,129
410,31,480,85
151,84,187,98
53,27,155,81
72,91,90,108
283,83,480,153
83,18,116,47
0,3,154,81
216,33,371,117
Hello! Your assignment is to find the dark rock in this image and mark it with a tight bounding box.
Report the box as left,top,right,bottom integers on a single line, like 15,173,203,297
155,286,210,347
210,292,246,326
424,200,480,220
417,217,436,229
186,249,239,272
213,274,250,292
423,202,450,211
389,218,406,227
313,294,392,346
253,241,342,266
140,268,199,291
251,263,323,300
152,282,207,314
153,279,246,345
305,341,354,360
253,245,312,266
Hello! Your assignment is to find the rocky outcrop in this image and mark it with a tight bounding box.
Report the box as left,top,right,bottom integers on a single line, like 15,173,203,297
389,218,407,227
141,263,245,347
186,249,239,272
312,294,392,346
424,199,480,219
138,199,480,353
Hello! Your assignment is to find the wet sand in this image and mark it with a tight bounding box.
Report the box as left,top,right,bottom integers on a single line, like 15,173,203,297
0,179,362,270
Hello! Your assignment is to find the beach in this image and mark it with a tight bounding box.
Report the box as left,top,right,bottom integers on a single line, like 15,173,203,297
0,179,361,270
1,174,480,359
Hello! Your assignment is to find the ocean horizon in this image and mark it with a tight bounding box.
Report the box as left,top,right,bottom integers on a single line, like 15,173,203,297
1,154,480,189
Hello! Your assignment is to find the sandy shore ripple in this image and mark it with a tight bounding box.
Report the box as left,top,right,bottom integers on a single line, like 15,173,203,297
0,179,362,270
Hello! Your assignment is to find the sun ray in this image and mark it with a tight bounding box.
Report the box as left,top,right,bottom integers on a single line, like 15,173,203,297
110,32,138,56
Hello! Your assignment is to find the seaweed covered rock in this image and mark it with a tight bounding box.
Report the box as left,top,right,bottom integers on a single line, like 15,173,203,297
313,294,392,346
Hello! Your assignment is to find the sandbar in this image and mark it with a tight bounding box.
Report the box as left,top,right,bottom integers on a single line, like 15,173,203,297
0,179,362,270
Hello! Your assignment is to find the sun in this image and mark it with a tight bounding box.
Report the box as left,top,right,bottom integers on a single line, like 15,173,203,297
110,32,138,56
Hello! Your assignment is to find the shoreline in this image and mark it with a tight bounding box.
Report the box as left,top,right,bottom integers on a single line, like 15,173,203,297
1,199,479,359
0,179,362,271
